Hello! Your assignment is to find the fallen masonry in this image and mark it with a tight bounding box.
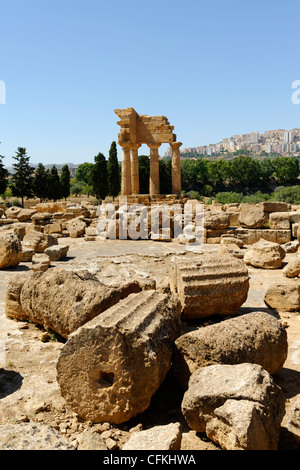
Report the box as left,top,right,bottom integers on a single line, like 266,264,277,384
169,253,250,319
173,311,288,390
56,290,182,424
5,267,141,338
2,197,300,450
181,363,285,450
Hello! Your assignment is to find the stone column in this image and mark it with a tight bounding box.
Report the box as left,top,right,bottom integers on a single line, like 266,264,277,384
121,143,132,196
170,142,182,195
148,143,161,196
130,144,141,195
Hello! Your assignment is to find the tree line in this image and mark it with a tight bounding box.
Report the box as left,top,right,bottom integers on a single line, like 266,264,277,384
0,142,121,206
180,155,300,196
1,145,299,207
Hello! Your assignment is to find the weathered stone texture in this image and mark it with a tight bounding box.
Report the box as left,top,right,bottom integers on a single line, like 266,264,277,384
169,254,249,319
173,311,287,389
5,274,30,321
31,253,51,272
269,212,291,230
44,245,69,261
0,233,22,269
181,363,285,450
264,280,300,312
122,423,182,450
56,290,182,424
0,423,74,450
238,205,267,229
244,239,286,269
8,267,141,338
22,230,58,253
67,217,86,238
287,394,300,443
283,254,300,277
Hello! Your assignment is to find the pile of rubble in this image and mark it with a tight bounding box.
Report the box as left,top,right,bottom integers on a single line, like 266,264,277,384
1,198,300,450
3,248,295,451
1,199,300,248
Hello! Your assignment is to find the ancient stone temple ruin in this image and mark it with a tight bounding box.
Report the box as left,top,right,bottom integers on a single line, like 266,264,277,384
115,107,182,197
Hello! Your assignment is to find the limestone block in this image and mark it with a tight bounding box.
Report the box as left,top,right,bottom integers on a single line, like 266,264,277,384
234,228,259,245
56,291,182,424
31,253,51,272
169,254,249,320
44,245,69,261
206,229,228,240
122,423,182,451
244,239,286,269
19,267,141,338
16,209,37,222
21,246,34,262
226,211,240,227
260,201,290,213
181,363,285,450
220,243,244,259
238,205,267,229
292,223,298,238
34,202,67,213
5,274,30,321
257,229,278,243
31,212,52,226
0,218,15,226
275,229,291,244
12,223,28,240
173,311,288,389
43,223,62,235
283,255,300,277
287,395,300,443
269,212,290,230
204,212,230,230
289,211,300,224
22,230,58,253
67,217,86,238
264,279,300,312
282,239,299,254
85,227,97,238
5,206,22,219
0,233,22,269
220,236,244,247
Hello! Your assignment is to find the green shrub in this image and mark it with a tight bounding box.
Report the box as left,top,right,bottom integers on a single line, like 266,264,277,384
202,185,214,197
242,191,270,203
215,192,243,204
186,190,203,201
5,199,23,208
269,186,300,204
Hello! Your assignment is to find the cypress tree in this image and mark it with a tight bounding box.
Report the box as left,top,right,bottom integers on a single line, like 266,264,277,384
12,147,34,207
0,154,8,195
92,153,108,201
107,141,120,198
48,165,61,201
33,163,50,202
60,165,70,200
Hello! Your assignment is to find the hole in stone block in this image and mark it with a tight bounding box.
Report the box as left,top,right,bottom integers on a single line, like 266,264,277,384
89,369,115,391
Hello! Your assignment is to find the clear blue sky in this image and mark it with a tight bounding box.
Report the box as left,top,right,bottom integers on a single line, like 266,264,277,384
0,0,299,166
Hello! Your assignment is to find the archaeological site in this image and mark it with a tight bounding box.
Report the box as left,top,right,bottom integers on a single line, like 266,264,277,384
0,108,300,452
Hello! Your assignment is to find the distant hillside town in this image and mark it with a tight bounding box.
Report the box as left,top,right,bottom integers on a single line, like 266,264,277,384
164,128,300,158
